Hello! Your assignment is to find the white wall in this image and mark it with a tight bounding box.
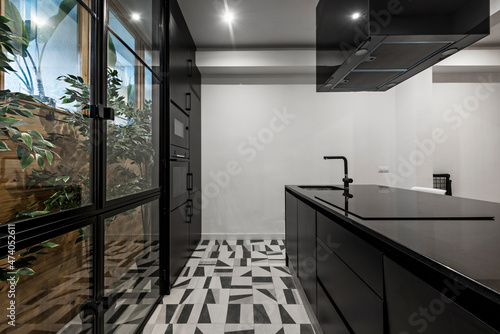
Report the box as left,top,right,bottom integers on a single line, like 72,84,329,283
432,81,500,202
201,84,398,238
200,71,500,237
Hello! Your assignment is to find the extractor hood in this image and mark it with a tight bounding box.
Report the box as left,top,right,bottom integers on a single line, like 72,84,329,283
316,0,490,92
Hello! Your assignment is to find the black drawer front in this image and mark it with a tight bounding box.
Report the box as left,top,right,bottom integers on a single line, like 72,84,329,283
317,280,351,334
297,200,317,315
317,212,383,297
384,257,500,334
285,192,298,273
317,238,384,334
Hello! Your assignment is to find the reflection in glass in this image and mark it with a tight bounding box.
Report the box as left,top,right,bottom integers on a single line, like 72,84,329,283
104,200,160,333
106,35,158,200
0,0,92,224
0,226,93,333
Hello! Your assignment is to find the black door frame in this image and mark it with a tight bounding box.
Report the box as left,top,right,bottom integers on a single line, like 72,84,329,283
0,0,169,333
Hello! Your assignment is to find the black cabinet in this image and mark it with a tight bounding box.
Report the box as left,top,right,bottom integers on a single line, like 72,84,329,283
170,202,190,286
317,212,383,297
384,256,499,334
285,192,298,273
169,13,191,112
317,280,351,334
189,191,202,251
189,88,201,194
168,0,202,290
317,238,384,334
297,199,317,314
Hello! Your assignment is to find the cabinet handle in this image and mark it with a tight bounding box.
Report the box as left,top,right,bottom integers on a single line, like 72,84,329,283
186,92,192,111
187,59,193,77
186,199,193,222
187,173,194,191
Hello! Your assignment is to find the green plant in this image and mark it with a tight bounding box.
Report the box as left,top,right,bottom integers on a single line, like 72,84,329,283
4,0,77,97
0,15,58,172
0,241,59,284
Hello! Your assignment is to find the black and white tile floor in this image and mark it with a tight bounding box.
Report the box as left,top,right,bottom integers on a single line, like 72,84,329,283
143,240,316,334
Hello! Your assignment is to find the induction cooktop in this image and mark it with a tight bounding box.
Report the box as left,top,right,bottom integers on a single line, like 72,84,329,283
314,185,496,220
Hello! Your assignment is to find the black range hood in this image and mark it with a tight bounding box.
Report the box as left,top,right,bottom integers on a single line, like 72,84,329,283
316,0,490,92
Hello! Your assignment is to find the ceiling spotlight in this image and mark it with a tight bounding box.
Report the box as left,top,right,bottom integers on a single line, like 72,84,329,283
351,12,361,20
131,13,141,21
223,11,234,24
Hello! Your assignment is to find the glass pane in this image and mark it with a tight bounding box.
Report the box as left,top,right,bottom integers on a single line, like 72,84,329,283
106,35,159,200
104,200,160,333
1,0,92,224
0,225,94,333
108,0,159,69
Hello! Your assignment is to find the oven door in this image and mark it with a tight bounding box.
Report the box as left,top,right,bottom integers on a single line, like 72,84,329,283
170,102,189,150
170,158,190,211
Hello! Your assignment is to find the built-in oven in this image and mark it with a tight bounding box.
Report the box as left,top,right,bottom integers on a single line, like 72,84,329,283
170,102,189,150
170,146,193,211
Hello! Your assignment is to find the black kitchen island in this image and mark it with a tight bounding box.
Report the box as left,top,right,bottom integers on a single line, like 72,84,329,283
285,184,500,334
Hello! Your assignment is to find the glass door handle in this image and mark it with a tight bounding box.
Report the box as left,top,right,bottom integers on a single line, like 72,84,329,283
90,104,115,120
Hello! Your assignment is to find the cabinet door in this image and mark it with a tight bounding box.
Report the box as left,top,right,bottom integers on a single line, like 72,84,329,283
189,192,202,250
297,200,317,314
317,281,351,334
170,202,190,286
285,192,298,273
318,238,384,334
384,256,499,334
169,14,190,112
189,89,201,193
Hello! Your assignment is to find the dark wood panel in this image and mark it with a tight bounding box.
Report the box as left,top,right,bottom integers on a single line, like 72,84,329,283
317,280,351,334
285,192,298,273
317,212,383,297
297,199,316,314
384,256,500,334
317,238,384,334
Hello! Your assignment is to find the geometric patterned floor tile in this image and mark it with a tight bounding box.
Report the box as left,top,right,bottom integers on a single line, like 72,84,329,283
143,239,315,334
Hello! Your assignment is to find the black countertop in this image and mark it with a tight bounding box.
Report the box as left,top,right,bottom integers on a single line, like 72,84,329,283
285,184,500,307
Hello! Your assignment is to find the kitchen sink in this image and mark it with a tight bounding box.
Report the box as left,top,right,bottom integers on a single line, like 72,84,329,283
298,185,343,191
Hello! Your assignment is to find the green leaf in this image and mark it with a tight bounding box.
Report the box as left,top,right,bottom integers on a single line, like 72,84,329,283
41,242,59,248
36,153,44,168
27,129,43,140
62,176,70,183
40,139,55,148
6,126,20,138
16,144,30,159
22,104,37,110
0,116,19,124
21,132,32,149
20,109,34,117
17,268,35,276
45,150,53,164
0,140,9,151
4,0,29,55
20,153,34,171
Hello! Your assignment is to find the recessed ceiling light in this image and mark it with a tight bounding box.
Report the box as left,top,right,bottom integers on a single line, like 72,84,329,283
131,13,141,21
223,11,234,24
351,12,361,20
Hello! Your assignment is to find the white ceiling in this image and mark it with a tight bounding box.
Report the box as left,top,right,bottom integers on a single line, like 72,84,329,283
177,0,319,50
178,0,500,50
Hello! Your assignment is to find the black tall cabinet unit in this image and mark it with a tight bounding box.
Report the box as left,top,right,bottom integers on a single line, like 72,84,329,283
167,0,202,291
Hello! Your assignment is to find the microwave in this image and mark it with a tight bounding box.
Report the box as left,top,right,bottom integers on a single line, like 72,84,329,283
170,102,189,150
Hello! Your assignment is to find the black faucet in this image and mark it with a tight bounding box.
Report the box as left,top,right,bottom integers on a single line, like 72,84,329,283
324,156,353,193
